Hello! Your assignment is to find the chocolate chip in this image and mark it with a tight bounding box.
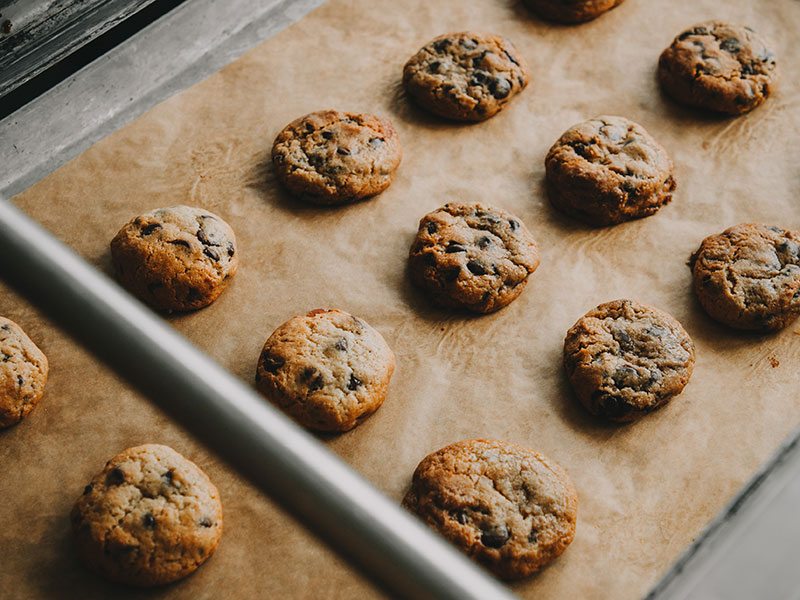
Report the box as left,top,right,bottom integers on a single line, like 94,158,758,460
459,38,478,50
508,219,518,231
107,468,125,486
481,524,510,548
612,366,639,388
305,122,314,132
612,329,634,352
334,338,348,352
348,373,362,391
301,367,317,382
203,247,220,261
168,239,191,250
200,517,213,528
140,223,161,236
622,180,638,195
337,147,352,156
83,484,93,495
321,131,333,140
369,137,384,148
467,260,487,276
227,242,235,257
16,375,23,386
428,60,441,74
528,528,538,543
720,37,742,53
469,70,489,86
1,353,9,362
433,38,451,52
162,469,175,487
309,374,324,391
678,26,708,41
489,77,511,99
444,266,461,281
445,242,466,253
262,355,285,373
427,221,438,235
476,236,492,249
596,393,627,418
143,513,156,530
0,325,9,332
503,50,520,66
741,62,758,76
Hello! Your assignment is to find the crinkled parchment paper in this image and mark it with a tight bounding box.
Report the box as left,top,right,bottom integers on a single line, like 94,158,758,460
2,0,799,598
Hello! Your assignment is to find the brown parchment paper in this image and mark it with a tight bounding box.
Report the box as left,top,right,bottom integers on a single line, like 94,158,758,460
2,0,800,598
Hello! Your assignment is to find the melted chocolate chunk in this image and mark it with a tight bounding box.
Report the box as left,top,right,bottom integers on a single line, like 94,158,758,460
140,223,161,236
445,242,466,253
107,468,125,486
720,37,742,53
162,469,176,487
262,355,285,373
142,513,156,530
489,77,511,99
203,247,220,261
508,219,519,231
337,147,352,156
168,239,191,250
467,260,487,276
321,131,333,140
481,524,510,548
348,373,362,391
433,38,451,52
200,517,213,528
427,221,438,235
227,242,235,257
451,510,468,524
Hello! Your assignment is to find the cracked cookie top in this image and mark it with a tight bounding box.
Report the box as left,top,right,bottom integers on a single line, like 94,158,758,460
658,21,779,115
563,299,695,422
402,32,530,121
545,115,676,226
271,110,402,205
255,309,395,432
523,0,625,24
70,444,223,587
691,223,800,331
110,205,238,312
408,202,540,313
0,317,48,428
402,439,577,580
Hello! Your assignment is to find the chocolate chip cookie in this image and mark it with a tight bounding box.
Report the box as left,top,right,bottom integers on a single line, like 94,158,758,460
110,205,238,312
403,439,577,580
408,202,540,313
71,444,223,587
690,223,800,331
564,300,695,423
523,0,625,23
0,318,48,428
272,110,402,205
255,309,395,432
403,32,530,121
545,116,676,227
658,22,779,115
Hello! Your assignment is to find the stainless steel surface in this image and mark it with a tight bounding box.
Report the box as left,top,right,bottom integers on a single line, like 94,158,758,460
0,196,520,600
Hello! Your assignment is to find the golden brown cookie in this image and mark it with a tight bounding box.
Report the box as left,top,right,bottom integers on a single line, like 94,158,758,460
403,32,530,121
110,205,238,312
564,300,695,422
0,317,48,428
690,223,800,331
271,110,402,205
255,309,395,432
408,202,540,313
545,115,676,227
658,22,779,115
523,0,625,23
403,439,577,580
71,444,223,587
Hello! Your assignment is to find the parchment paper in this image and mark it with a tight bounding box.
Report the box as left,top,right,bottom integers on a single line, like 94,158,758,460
2,0,799,598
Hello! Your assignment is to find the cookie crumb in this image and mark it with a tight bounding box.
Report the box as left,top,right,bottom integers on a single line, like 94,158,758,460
769,356,779,368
